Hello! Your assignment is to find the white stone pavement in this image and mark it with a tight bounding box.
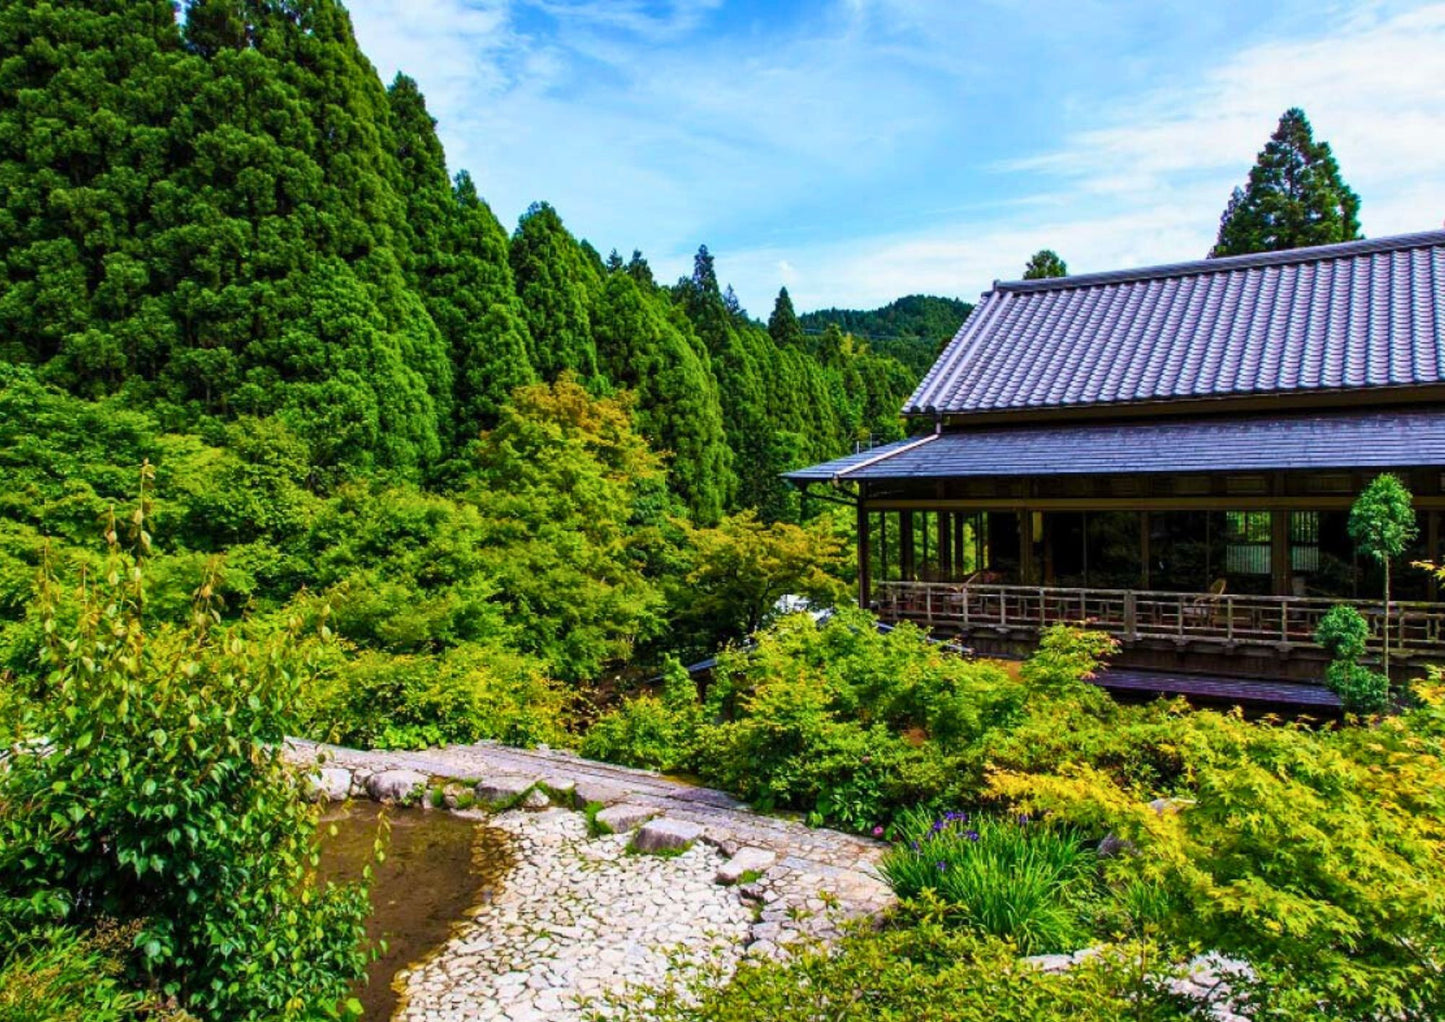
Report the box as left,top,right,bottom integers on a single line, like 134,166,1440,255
287,739,894,1020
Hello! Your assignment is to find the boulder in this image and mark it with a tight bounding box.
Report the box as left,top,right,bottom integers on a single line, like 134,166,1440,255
475,774,538,809
593,803,656,835
366,769,428,804
715,846,776,885
307,767,353,802
631,817,704,854
520,788,551,810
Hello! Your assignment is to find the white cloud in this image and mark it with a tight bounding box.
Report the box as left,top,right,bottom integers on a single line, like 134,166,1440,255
729,1,1445,309
344,0,1445,313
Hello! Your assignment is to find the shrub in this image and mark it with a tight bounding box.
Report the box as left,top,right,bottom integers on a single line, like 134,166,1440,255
1316,604,1390,714
1325,660,1390,715
580,660,699,771
299,639,572,751
880,809,1096,954
990,696,1445,1019
0,506,371,1021
0,926,176,1022
595,921,1190,1021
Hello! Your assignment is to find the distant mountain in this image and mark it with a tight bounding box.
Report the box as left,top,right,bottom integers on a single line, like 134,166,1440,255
799,295,973,377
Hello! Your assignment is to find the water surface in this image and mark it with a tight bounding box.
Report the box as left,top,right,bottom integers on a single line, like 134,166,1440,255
318,802,513,1021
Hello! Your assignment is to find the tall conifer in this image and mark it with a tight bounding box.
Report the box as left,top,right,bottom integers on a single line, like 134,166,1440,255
1211,108,1362,257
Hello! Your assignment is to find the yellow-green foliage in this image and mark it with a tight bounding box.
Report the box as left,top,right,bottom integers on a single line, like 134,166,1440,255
597,922,1189,1021
989,689,1445,1018
299,638,572,751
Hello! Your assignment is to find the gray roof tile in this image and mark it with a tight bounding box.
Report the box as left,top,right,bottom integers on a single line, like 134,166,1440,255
906,231,1445,416
784,408,1445,482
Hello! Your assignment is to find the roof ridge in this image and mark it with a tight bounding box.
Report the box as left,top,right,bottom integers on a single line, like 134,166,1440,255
994,230,1445,295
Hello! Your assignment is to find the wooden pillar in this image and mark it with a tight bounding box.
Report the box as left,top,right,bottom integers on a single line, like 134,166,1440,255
1020,509,1036,585
900,512,915,581
1139,511,1151,589
938,511,953,580
1429,510,1439,602
857,496,871,609
1271,509,1291,596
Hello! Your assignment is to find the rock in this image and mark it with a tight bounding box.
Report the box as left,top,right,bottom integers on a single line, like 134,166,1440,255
475,774,538,808
716,846,776,885
366,769,429,804
573,780,629,807
1096,832,1135,858
1148,796,1194,816
1024,953,1075,973
520,788,551,810
593,803,656,834
307,767,353,802
631,817,704,854
441,782,472,809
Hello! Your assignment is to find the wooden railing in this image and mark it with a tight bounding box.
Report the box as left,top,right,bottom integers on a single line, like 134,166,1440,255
873,582,1445,657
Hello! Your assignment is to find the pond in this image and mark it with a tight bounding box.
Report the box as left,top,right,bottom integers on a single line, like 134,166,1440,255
317,802,514,1022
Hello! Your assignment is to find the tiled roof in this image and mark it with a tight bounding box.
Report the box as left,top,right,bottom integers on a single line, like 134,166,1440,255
784,408,1445,481
906,231,1445,416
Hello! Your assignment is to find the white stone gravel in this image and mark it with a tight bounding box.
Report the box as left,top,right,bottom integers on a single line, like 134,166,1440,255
394,808,752,1021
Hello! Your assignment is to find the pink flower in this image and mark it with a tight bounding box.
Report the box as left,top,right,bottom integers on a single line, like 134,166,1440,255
872,825,885,837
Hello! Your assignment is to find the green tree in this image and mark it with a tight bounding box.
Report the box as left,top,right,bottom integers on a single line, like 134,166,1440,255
1348,472,1418,675
1022,249,1068,279
1210,108,1362,257
767,287,805,349
592,272,732,522
675,509,848,645
509,202,600,380
460,377,675,680
386,76,533,443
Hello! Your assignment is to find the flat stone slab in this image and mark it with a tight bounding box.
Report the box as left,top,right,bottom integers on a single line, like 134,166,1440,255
632,817,704,854
715,845,776,885
475,774,538,807
366,769,428,803
573,779,630,807
594,803,656,834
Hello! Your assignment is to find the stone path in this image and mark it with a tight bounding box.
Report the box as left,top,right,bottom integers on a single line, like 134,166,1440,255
287,739,893,1020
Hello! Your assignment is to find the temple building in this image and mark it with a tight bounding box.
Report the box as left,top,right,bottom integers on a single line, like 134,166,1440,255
788,230,1445,706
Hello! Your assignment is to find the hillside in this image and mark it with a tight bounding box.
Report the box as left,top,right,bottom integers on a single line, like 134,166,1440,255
800,294,973,376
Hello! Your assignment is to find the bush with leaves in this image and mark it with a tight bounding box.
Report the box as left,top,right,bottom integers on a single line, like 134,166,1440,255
1315,604,1390,714
579,660,700,771
299,638,572,752
0,925,185,1022
593,920,1189,1022
990,690,1445,1019
0,501,371,1021
681,609,1018,830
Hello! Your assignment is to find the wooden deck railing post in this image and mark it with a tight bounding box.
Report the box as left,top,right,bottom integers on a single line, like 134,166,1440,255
869,583,1445,661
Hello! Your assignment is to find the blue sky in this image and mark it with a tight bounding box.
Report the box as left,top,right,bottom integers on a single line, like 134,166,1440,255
346,0,1445,314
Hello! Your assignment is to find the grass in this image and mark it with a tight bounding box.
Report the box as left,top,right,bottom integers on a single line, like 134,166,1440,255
583,801,612,836
879,808,1096,954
